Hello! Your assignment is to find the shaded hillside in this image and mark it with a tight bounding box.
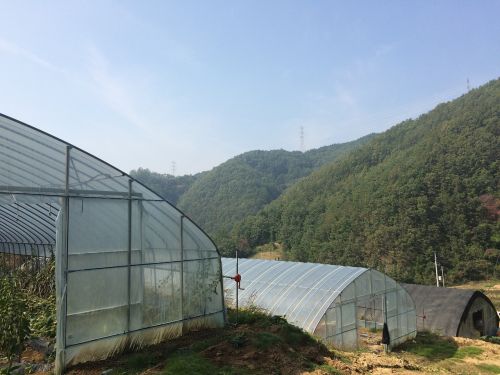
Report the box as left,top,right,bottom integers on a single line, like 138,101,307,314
129,168,200,205
177,135,374,235
229,79,500,284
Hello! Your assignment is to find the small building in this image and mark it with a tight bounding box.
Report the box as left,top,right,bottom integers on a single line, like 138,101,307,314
402,284,499,338
222,258,417,350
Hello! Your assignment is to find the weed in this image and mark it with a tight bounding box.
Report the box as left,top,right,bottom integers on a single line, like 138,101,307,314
253,332,282,350
228,307,270,326
475,363,500,374
279,323,314,346
452,346,483,359
126,352,157,371
163,351,218,375
481,336,500,344
190,336,221,352
398,331,458,361
314,364,343,374
0,275,30,370
163,351,243,375
229,333,246,348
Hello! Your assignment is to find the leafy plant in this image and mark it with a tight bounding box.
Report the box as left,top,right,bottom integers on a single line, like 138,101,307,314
0,275,30,371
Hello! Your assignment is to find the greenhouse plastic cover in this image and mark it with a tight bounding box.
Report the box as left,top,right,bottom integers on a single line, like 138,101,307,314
0,113,225,374
222,258,365,332
222,257,417,349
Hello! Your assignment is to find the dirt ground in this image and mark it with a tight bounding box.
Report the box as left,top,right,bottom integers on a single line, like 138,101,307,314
3,313,500,374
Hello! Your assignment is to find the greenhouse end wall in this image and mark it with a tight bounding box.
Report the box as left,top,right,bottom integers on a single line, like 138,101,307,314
0,114,225,374
313,269,417,350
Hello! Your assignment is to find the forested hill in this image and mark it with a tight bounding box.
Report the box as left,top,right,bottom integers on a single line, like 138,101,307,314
228,78,500,284
129,168,200,205
176,134,375,234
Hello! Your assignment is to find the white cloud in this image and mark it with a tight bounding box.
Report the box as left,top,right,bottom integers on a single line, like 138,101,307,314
0,37,57,71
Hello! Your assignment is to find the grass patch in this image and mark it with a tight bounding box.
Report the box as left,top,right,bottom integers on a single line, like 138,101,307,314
398,331,458,361
126,352,157,371
314,364,343,374
278,321,315,346
163,351,219,375
227,307,270,326
453,346,484,359
162,351,246,375
476,363,500,374
190,336,222,352
253,332,282,350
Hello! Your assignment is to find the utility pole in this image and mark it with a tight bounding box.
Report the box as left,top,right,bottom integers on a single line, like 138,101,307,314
441,266,445,287
467,78,471,92
434,252,439,287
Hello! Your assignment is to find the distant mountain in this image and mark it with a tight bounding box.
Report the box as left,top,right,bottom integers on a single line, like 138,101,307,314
176,135,375,235
129,168,200,205
229,78,500,284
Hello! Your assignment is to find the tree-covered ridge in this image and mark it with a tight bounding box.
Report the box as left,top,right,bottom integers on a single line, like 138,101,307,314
177,135,375,234
228,78,500,284
129,168,200,205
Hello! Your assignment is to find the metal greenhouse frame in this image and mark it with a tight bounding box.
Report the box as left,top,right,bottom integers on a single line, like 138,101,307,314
0,113,225,374
222,258,417,350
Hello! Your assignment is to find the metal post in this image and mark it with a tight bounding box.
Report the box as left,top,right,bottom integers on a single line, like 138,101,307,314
236,250,239,325
180,215,184,332
55,145,71,375
127,179,132,334
434,252,439,287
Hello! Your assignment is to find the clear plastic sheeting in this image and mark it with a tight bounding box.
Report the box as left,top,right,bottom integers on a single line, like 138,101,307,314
222,258,416,350
0,113,225,374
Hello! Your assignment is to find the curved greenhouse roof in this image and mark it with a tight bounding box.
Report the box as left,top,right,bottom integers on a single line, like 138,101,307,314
0,113,225,374
222,257,417,350
402,284,499,338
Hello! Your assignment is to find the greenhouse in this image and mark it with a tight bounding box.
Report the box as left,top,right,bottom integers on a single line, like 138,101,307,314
222,258,417,350
402,283,499,338
0,113,225,374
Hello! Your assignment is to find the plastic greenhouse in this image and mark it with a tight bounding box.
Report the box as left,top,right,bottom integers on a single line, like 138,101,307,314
222,258,417,350
0,114,225,374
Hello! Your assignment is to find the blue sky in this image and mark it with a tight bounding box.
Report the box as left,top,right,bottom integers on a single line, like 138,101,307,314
0,1,499,175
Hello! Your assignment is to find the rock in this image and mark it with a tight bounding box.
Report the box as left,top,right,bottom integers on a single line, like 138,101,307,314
9,363,25,375
27,338,52,356
101,369,114,375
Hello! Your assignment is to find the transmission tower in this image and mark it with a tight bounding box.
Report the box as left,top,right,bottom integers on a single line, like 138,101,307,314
171,161,176,176
467,78,470,92
300,126,305,152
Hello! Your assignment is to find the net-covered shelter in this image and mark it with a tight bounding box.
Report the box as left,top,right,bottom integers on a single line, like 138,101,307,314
0,113,225,374
402,284,499,338
222,258,416,350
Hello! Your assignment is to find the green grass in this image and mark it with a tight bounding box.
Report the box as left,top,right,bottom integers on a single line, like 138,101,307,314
189,336,221,352
163,351,216,374
475,363,500,374
126,352,157,371
253,332,282,350
279,321,315,346
399,331,458,361
453,346,484,359
163,351,241,375
227,307,271,326
314,364,343,374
